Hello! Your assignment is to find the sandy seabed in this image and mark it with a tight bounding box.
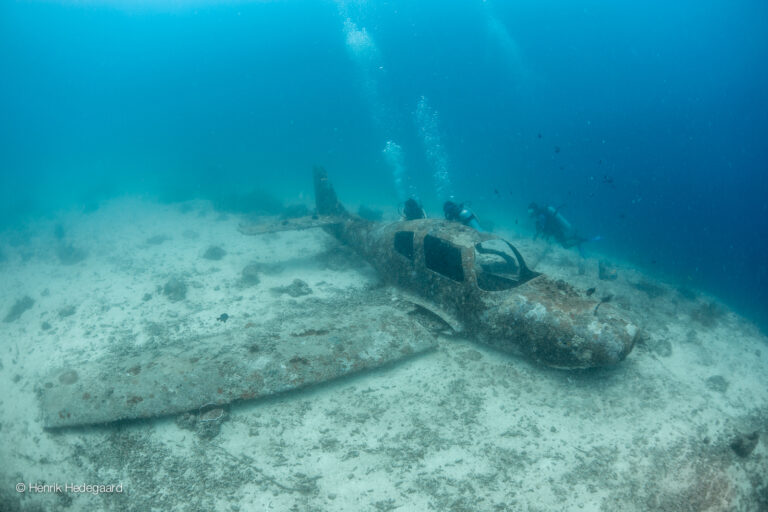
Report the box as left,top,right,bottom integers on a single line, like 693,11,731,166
1,197,766,511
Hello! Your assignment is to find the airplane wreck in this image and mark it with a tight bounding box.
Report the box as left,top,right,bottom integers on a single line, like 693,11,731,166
39,167,638,429
245,167,639,369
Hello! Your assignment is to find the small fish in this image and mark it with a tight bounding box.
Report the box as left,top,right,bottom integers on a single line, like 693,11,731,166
586,287,596,297
217,313,229,322
494,188,500,196
537,133,542,139
554,146,561,153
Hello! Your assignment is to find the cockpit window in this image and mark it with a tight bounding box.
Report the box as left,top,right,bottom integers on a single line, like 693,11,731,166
474,239,532,291
424,235,464,282
394,231,414,260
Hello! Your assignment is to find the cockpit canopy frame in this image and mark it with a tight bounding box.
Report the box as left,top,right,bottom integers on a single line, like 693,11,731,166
389,220,540,294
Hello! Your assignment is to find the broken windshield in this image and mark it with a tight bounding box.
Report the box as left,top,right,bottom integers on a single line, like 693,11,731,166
474,239,526,291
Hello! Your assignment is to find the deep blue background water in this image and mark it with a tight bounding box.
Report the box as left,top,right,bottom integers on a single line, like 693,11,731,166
1,0,767,330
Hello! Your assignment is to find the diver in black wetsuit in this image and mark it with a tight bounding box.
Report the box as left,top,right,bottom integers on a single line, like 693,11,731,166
443,200,481,231
528,202,589,249
402,198,426,220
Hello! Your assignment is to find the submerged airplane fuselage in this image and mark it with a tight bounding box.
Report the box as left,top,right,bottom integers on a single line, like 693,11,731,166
333,216,636,368
248,168,639,370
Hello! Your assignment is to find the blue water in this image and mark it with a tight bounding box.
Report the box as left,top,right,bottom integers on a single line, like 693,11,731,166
1,0,767,330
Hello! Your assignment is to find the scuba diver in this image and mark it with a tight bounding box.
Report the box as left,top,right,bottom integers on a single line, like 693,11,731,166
402,198,426,220
444,200,482,231
528,202,594,249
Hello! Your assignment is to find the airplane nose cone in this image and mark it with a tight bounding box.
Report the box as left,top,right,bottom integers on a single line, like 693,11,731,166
482,298,639,369
549,311,638,368
530,304,639,369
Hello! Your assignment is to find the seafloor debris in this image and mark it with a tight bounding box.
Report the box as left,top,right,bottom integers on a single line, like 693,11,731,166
271,279,312,297
58,304,76,318
56,243,88,265
3,295,35,323
598,260,618,280
705,375,729,393
58,369,78,384
650,336,673,358
730,431,759,457
240,263,262,286
632,279,667,298
247,261,285,275
690,301,724,328
146,234,171,245
203,245,227,260
163,276,188,302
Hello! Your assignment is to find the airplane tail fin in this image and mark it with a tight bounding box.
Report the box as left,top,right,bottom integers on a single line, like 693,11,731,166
313,166,347,216
239,167,347,237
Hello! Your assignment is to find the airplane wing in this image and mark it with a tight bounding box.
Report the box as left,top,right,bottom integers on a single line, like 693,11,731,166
40,291,436,429
238,215,345,235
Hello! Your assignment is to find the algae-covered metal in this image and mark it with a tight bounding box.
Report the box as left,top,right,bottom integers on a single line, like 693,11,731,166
40,295,436,428
242,167,638,369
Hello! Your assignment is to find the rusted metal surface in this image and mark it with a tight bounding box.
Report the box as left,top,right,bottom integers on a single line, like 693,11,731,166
40,295,436,428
